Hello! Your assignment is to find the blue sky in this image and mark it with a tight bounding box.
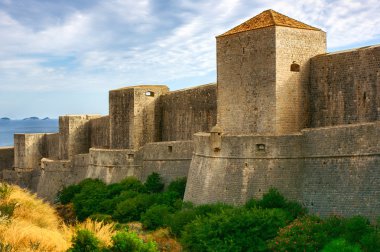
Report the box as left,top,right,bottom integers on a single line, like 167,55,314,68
0,0,379,119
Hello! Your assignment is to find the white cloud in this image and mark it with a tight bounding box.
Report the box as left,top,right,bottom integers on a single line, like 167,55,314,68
0,0,380,96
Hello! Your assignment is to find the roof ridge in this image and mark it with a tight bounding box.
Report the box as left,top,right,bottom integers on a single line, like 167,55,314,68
268,9,276,23
217,9,321,38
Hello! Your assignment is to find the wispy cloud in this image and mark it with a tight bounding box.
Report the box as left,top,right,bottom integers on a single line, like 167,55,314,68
0,0,379,117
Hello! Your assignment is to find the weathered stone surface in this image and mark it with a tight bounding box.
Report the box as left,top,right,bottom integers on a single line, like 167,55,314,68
90,116,110,148
0,147,14,171
160,84,217,141
2,10,380,220
59,115,101,160
310,45,380,127
140,141,193,184
109,86,169,149
14,134,46,171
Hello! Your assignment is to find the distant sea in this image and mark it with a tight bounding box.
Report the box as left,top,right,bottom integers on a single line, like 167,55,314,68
0,119,59,147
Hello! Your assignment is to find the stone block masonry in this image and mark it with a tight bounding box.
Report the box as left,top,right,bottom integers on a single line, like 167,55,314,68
14,134,46,171
1,9,380,220
59,115,102,160
0,147,14,178
109,86,169,149
90,116,110,148
160,84,217,141
140,141,193,184
310,45,380,127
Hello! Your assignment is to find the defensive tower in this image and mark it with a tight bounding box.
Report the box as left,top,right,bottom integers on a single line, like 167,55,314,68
216,10,326,134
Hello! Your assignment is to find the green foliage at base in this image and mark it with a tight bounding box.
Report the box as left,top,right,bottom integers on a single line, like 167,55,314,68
110,231,158,252
57,174,185,225
144,173,164,193
181,208,290,252
58,179,380,252
322,238,362,252
69,229,158,252
141,204,173,230
68,229,103,252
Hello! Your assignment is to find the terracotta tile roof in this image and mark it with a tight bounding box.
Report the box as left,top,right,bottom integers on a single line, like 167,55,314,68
218,9,321,37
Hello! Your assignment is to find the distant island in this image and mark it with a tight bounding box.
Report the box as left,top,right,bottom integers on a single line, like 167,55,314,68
23,117,40,120
0,117,10,120
42,117,50,120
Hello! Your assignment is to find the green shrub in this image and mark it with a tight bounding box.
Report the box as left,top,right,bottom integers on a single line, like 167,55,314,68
0,201,17,218
166,208,197,237
167,177,187,198
321,215,345,238
57,184,82,204
244,198,260,209
193,202,233,216
259,188,287,209
72,179,108,221
360,231,380,252
117,177,147,193
343,216,373,244
110,231,158,252
141,204,172,230
181,208,290,252
113,194,156,223
89,213,113,224
0,183,12,200
144,173,164,193
246,188,307,219
156,191,182,209
322,238,362,252
99,190,140,215
269,215,328,252
68,229,103,252
166,203,232,238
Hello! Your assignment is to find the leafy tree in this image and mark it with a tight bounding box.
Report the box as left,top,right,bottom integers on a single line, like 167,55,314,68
144,173,164,193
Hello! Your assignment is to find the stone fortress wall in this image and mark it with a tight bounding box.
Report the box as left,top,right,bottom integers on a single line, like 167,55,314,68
0,84,217,202
0,9,380,219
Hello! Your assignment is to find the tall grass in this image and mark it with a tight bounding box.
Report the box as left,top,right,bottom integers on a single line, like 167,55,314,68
0,182,120,252
0,183,70,251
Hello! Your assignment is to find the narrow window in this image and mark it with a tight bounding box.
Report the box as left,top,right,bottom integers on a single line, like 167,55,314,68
290,61,300,72
168,146,173,152
145,91,155,97
256,144,266,151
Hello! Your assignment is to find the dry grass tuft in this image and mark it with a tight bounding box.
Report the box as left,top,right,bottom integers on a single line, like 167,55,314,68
0,183,71,251
74,219,116,246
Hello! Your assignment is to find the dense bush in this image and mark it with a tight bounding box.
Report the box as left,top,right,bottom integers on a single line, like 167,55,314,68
245,188,307,219
57,184,82,204
56,174,185,223
141,204,173,230
269,214,380,252
269,215,328,252
71,180,108,221
181,208,290,252
166,202,233,238
322,238,362,252
144,173,164,193
68,229,103,252
69,228,158,252
113,194,157,223
116,177,147,193
58,178,380,252
110,230,158,252
167,177,187,198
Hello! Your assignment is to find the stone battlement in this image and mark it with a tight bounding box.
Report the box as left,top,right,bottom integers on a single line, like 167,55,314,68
1,9,380,220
